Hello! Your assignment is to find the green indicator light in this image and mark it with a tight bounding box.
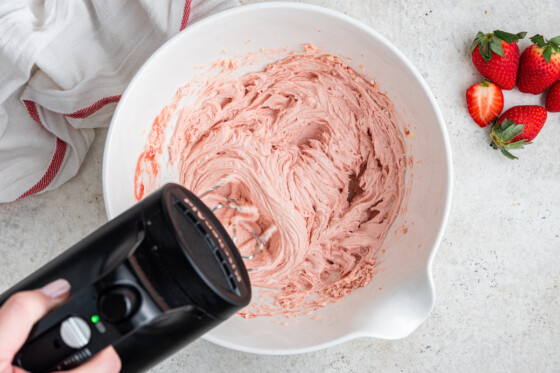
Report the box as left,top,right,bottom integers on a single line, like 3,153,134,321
91,315,100,324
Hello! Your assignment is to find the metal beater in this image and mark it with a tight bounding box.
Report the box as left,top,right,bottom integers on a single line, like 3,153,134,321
199,180,276,262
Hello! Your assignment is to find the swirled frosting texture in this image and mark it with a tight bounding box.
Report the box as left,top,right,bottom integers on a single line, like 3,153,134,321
135,53,406,317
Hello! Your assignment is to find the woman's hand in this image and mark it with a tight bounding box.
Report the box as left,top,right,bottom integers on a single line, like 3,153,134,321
0,279,121,373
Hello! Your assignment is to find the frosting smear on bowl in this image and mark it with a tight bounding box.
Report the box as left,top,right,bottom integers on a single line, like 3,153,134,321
135,52,406,317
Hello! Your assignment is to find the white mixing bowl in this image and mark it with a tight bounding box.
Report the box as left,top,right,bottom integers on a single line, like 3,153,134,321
103,3,452,354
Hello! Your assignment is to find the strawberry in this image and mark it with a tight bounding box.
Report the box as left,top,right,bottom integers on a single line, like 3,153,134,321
466,81,504,127
545,80,560,112
490,105,547,159
470,30,526,90
517,34,560,94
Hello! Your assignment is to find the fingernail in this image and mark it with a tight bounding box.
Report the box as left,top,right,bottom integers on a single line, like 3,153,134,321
40,279,71,298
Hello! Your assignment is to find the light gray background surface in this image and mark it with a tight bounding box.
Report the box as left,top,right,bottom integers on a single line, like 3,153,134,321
1,0,559,371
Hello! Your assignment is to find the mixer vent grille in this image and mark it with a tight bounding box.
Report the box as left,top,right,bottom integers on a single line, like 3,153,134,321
174,198,239,293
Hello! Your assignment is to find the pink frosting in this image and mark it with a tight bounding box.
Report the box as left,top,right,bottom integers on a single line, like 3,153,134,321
135,53,406,317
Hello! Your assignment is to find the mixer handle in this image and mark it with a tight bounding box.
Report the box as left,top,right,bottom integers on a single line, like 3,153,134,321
13,262,161,372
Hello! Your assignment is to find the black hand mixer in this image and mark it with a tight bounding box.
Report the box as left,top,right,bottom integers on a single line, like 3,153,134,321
0,183,255,372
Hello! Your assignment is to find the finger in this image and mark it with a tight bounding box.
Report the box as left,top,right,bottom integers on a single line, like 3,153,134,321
60,346,121,373
0,279,70,362
0,362,29,373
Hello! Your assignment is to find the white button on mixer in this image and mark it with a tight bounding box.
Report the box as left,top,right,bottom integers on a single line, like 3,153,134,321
60,317,91,349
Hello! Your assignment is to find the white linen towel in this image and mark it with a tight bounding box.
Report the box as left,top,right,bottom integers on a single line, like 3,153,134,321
0,0,238,202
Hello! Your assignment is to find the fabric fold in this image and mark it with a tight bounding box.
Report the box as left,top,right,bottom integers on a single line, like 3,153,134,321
0,0,238,202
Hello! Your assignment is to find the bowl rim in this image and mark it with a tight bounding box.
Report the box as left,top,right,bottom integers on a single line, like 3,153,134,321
102,1,453,355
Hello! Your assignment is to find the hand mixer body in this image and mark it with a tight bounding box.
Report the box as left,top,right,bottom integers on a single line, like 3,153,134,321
0,184,251,372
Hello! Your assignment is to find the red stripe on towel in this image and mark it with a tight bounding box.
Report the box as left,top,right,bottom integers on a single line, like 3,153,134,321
64,95,121,118
23,100,41,124
18,101,68,199
180,0,193,31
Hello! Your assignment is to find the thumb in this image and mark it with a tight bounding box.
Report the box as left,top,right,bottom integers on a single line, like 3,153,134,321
0,279,71,363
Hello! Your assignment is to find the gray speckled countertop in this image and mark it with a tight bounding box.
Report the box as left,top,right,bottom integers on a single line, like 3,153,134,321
1,0,559,372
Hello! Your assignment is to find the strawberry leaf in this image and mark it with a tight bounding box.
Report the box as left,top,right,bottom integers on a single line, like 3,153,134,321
504,139,529,149
544,45,552,63
549,35,560,46
500,148,518,160
493,30,525,43
493,30,515,43
501,123,524,142
480,41,492,61
528,34,560,62
470,31,485,53
490,36,505,56
490,120,529,160
530,34,546,46
500,119,515,131
492,125,503,138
